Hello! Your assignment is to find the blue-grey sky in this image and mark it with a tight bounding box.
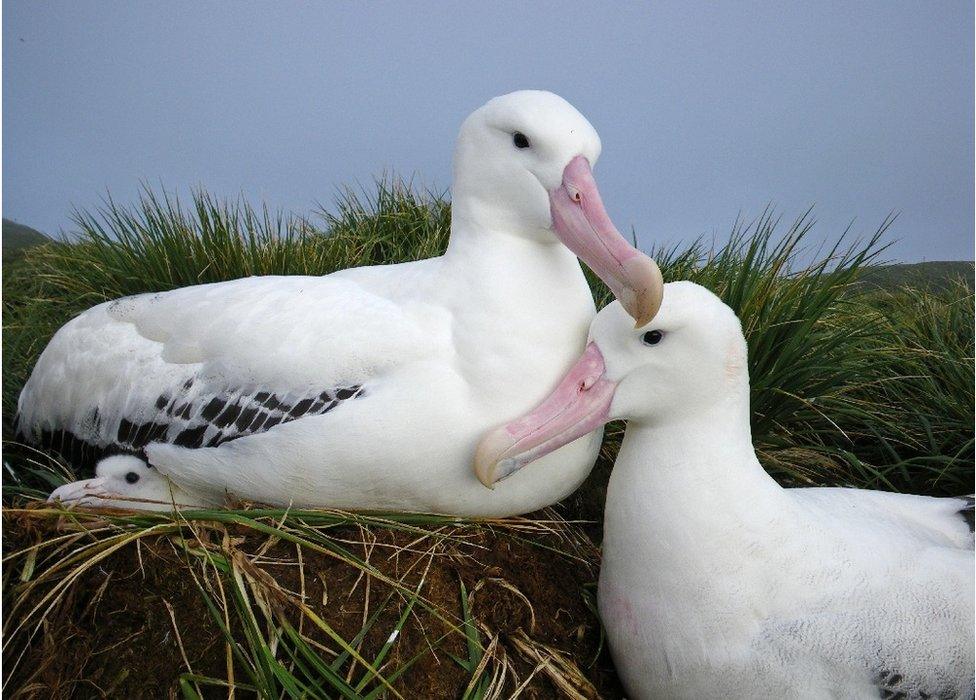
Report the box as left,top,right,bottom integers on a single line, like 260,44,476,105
4,2,973,261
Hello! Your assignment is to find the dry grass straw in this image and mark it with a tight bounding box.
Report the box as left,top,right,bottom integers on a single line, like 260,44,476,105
4,502,606,698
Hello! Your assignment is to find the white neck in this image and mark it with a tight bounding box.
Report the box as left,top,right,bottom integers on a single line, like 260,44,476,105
600,390,796,653
606,394,786,541
442,199,586,295
437,200,596,401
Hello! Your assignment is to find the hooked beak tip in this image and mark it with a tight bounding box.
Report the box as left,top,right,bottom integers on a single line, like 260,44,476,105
476,466,497,490
619,255,665,328
474,428,511,489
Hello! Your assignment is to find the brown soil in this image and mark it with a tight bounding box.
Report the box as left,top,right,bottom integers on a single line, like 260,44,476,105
3,505,626,699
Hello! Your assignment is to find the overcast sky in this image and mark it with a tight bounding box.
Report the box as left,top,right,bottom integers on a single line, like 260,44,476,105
4,2,973,261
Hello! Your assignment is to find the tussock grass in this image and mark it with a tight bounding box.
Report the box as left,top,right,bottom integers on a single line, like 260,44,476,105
2,182,972,697
845,279,975,493
29,183,450,299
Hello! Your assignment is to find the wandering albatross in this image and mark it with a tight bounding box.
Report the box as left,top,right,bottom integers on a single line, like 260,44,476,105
18,90,664,515
476,282,974,698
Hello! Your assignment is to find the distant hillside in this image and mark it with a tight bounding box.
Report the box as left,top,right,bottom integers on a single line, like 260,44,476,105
3,219,49,258
859,261,974,292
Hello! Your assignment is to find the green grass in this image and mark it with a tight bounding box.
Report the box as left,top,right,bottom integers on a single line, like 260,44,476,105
2,182,973,697
3,185,972,493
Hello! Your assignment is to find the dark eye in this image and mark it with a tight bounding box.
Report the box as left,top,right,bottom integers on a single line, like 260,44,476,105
641,330,664,346
513,131,530,149
125,471,140,484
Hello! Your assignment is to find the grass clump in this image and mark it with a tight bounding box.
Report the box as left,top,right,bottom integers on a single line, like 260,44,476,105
6,188,972,495
1,182,972,698
848,279,974,492
29,182,450,301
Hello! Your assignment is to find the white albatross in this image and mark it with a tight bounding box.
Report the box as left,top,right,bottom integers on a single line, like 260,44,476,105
19,90,664,516
476,282,974,699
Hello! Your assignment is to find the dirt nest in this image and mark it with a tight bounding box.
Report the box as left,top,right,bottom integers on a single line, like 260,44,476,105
3,504,625,699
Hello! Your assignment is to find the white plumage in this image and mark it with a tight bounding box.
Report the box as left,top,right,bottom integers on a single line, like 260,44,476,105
20,90,664,515
477,282,974,698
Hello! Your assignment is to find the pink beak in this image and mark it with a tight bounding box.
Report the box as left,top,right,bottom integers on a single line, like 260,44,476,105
475,343,616,488
550,156,664,327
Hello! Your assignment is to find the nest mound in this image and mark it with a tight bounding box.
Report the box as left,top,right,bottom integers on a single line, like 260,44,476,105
3,504,624,699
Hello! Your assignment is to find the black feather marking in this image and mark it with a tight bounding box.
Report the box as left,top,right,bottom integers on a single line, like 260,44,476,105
117,419,136,444
249,412,271,432
959,497,974,533
259,394,282,410
262,414,284,430
19,381,369,471
871,668,946,700
289,398,315,418
174,424,207,448
213,402,243,428
131,422,150,448
235,407,260,432
131,421,168,449
200,397,226,421
32,427,122,473
879,691,905,700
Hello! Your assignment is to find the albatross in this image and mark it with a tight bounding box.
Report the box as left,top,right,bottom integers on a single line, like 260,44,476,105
476,282,974,698
18,90,664,515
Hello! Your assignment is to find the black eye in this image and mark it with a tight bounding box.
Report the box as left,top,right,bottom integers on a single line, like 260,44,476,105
125,471,140,484
513,131,530,149
641,330,664,346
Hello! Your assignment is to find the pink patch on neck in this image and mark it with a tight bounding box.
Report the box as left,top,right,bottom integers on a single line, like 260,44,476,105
724,339,746,383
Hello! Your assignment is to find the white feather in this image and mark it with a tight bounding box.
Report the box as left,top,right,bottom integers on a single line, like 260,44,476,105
566,284,972,699
20,91,612,516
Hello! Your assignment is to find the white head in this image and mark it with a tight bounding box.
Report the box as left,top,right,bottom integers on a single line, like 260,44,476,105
451,90,663,326
594,282,749,422
475,282,751,486
48,455,191,509
453,91,601,233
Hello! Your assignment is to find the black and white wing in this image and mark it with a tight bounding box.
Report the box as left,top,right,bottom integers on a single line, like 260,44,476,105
16,273,439,472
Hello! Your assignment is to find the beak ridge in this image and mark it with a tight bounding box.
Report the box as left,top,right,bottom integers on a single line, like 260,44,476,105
550,156,664,326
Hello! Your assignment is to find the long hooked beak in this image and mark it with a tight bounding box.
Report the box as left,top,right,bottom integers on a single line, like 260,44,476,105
475,343,616,488
549,156,664,327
